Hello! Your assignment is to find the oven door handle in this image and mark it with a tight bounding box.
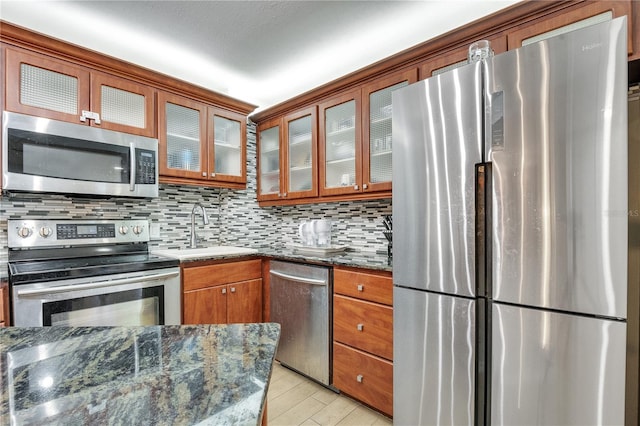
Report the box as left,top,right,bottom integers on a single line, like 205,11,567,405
15,271,180,296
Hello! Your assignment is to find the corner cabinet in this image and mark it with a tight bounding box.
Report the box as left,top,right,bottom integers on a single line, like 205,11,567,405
257,106,318,202
5,47,155,137
257,118,282,201
182,259,263,325
158,91,247,188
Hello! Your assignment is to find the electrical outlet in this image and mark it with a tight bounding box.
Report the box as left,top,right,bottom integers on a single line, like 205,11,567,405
150,223,161,239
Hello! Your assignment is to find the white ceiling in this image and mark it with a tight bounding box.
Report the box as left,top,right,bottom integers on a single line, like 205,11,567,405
0,0,520,113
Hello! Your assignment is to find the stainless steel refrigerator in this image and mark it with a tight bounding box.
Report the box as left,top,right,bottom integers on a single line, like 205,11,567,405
392,17,628,425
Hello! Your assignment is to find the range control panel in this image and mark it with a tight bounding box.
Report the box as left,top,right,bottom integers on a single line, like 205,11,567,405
8,219,150,248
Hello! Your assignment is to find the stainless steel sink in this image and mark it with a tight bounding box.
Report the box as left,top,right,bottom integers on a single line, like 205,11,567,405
152,246,258,260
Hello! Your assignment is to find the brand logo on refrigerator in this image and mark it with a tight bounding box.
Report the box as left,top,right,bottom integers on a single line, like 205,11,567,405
582,42,603,52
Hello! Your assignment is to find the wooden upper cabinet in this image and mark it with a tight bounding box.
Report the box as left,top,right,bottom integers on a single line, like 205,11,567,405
257,117,283,202
5,47,155,137
420,35,507,79
319,89,362,197
209,107,247,184
158,91,208,180
506,1,633,54
90,72,155,137
283,106,318,200
158,92,247,186
362,68,418,193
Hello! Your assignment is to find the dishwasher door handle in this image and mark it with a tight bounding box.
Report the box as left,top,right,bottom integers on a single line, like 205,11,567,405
270,270,327,286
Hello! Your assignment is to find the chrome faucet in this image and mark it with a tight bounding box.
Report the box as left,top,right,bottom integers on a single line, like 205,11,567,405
190,202,210,248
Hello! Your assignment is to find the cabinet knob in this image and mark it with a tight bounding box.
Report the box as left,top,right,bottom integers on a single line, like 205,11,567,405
357,323,364,331
357,284,364,292
221,288,227,294
202,172,207,177
353,185,359,190
282,192,287,197
231,287,236,293
210,172,216,177
363,184,368,190
356,374,364,383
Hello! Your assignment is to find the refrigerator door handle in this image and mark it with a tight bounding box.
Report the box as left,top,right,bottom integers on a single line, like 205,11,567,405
475,163,491,298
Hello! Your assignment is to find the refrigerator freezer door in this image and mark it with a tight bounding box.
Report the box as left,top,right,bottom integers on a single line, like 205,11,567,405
392,61,483,297
491,303,626,425
487,18,628,318
394,287,476,425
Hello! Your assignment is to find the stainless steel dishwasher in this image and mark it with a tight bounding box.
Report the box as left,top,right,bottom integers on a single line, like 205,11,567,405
269,260,332,387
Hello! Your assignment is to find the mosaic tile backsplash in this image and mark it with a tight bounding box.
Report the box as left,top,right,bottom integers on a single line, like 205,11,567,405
0,124,391,266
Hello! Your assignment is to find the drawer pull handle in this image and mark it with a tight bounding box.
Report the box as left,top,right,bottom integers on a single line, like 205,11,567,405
231,287,236,293
357,323,364,331
356,374,364,383
357,284,364,292
222,288,227,294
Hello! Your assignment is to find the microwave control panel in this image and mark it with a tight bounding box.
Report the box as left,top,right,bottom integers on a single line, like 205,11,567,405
136,149,156,184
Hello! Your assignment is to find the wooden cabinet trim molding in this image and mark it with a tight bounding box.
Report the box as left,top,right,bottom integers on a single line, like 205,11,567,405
1,21,256,115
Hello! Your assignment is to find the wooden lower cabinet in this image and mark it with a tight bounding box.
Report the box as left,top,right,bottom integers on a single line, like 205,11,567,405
182,259,262,325
333,295,393,360
332,266,393,417
333,342,393,417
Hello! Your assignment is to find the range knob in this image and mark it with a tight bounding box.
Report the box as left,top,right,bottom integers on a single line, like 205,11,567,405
17,227,32,238
118,225,129,235
39,227,53,238
132,225,144,235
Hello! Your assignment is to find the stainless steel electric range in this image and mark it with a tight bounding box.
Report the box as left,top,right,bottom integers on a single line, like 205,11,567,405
7,219,180,326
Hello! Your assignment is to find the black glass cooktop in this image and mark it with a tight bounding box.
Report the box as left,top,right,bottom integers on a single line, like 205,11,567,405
9,249,179,285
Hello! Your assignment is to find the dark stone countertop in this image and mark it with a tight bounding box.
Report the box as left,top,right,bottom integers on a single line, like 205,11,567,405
176,245,393,272
0,323,280,425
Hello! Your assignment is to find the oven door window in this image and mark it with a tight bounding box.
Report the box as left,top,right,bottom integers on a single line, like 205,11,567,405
42,286,164,326
7,128,130,184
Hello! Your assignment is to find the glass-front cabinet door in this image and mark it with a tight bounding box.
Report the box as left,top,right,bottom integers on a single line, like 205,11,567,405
362,69,418,192
158,92,207,180
257,118,282,201
319,90,362,197
284,106,318,199
209,108,246,184
6,48,155,137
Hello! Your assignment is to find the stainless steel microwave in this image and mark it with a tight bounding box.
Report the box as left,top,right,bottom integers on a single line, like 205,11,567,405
2,111,159,198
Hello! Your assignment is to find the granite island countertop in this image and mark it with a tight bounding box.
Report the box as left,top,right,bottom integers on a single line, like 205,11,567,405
0,323,280,425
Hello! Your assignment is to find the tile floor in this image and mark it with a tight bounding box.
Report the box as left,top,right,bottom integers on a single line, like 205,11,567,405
266,362,392,425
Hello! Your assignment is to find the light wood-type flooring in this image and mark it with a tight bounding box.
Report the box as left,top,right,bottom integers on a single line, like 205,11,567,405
266,362,392,425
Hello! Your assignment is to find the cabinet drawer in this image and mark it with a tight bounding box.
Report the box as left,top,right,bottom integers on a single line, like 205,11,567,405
333,295,392,360
183,259,261,291
333,342,393,417
334,268,392,305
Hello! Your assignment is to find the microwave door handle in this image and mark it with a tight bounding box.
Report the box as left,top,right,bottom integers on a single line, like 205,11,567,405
15,271,180,296
129,143,136,192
